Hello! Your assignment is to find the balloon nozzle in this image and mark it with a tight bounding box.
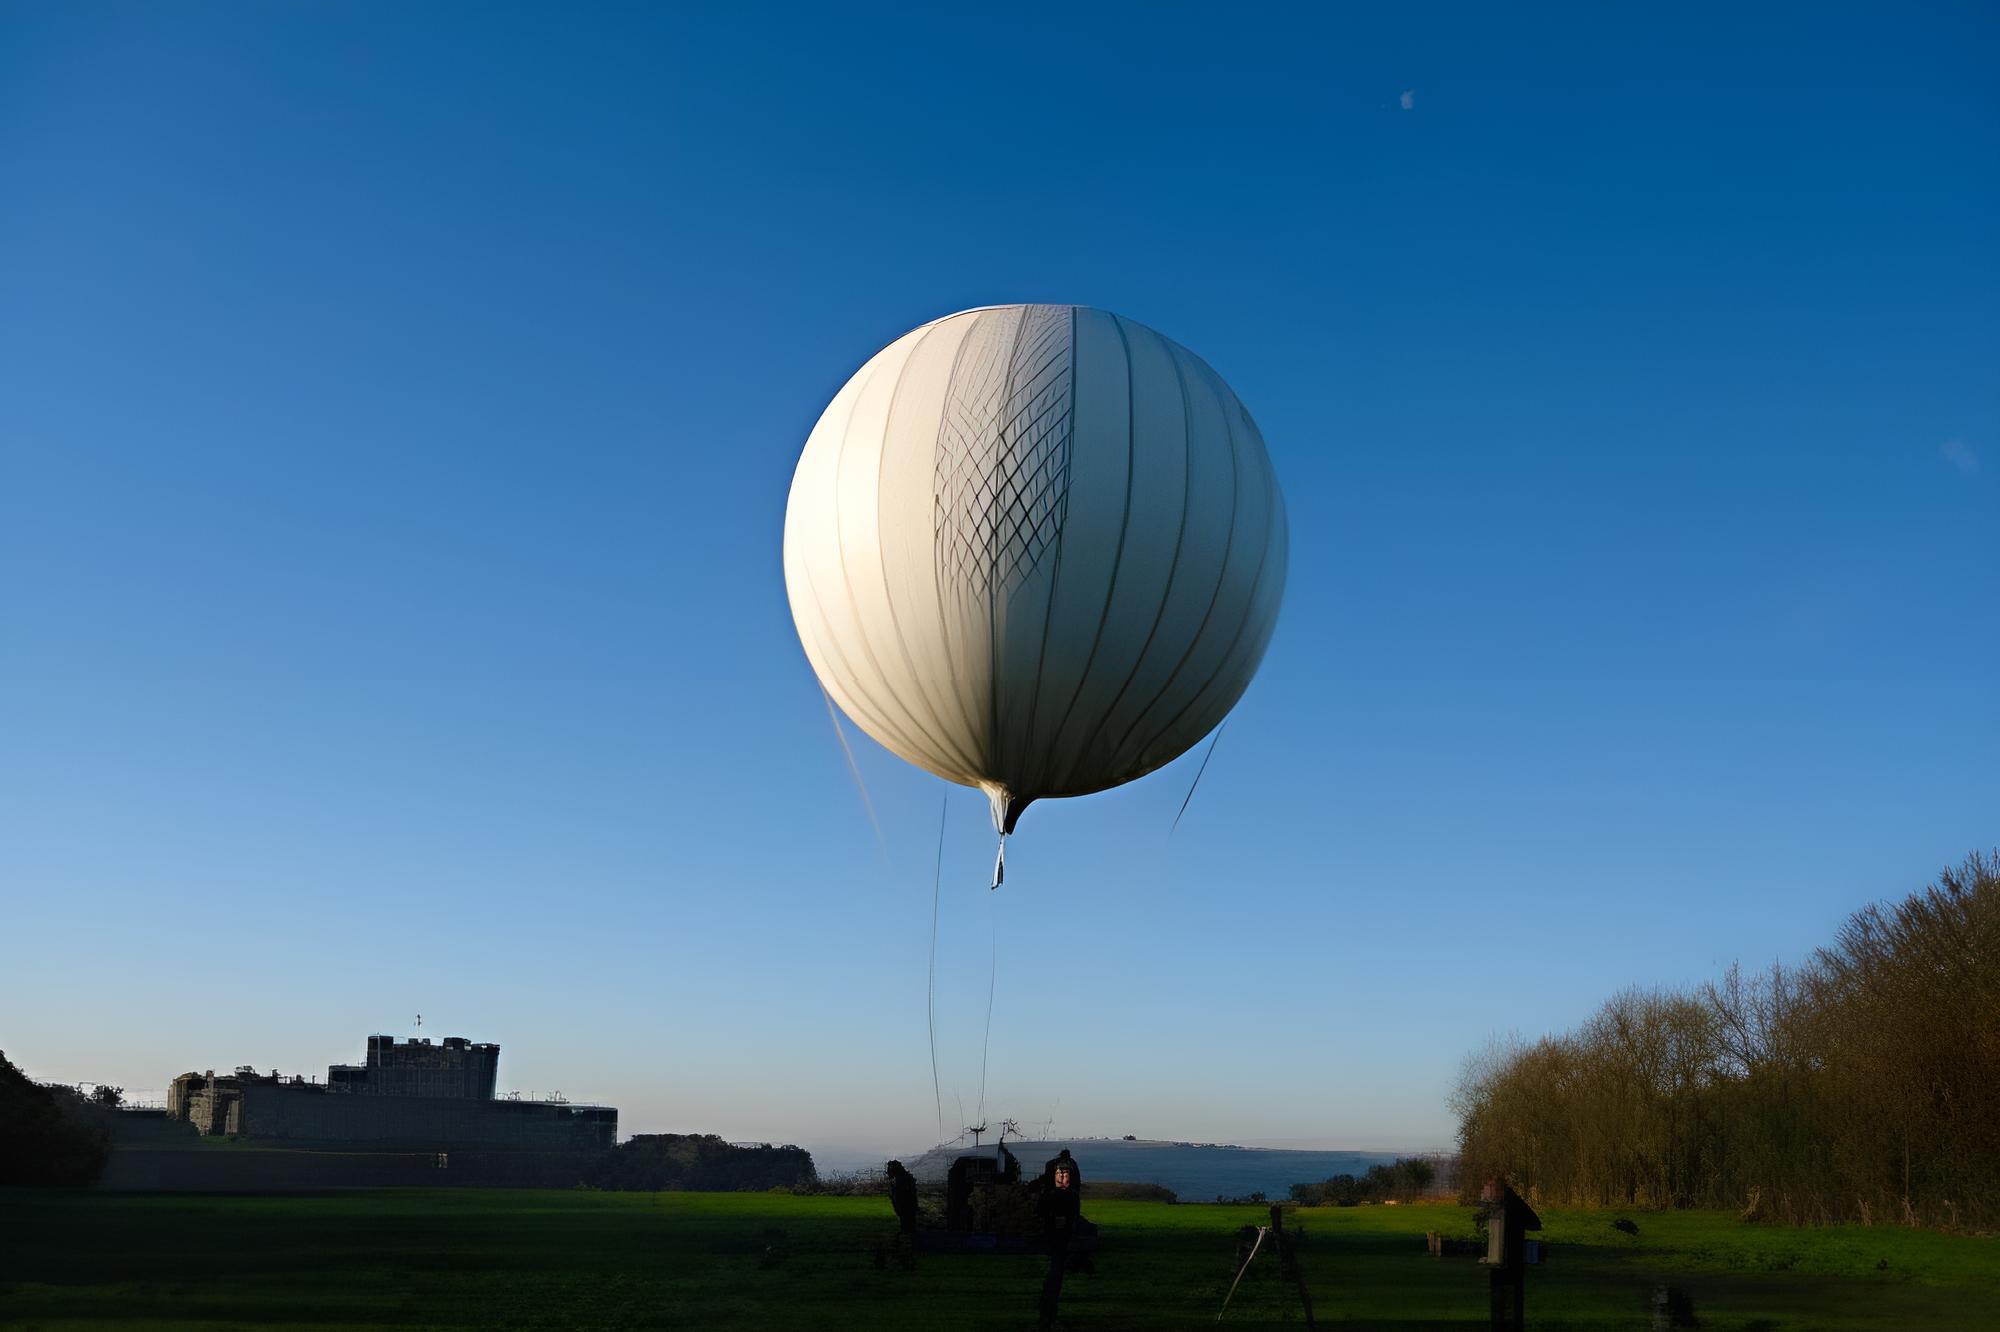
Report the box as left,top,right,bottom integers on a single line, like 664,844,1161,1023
981,784,1031,836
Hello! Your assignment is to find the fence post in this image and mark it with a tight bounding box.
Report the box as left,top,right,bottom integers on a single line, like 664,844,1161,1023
1270,1204,1316,1329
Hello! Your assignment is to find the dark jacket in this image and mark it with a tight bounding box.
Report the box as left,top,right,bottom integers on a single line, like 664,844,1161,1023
886,1164,919,1230
1037,1151,1082,1227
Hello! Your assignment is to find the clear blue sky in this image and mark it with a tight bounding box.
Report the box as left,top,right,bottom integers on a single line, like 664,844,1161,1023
3,3,1994,1169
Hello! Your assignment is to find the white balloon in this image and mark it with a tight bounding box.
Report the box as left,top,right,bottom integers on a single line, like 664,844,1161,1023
784,305,1287,841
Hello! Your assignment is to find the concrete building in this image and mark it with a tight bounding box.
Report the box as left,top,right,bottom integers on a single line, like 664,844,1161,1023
166,1035,615,1153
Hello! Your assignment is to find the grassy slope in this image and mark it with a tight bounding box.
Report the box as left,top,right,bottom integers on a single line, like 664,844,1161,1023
2,1190,1995,1330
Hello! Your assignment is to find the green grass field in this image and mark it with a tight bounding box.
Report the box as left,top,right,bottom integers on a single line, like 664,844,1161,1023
3,1190,1995,1330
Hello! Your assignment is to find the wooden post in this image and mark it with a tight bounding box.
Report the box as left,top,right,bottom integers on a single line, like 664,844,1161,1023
1270,1205,1317,1329
1483,1182,1537,1331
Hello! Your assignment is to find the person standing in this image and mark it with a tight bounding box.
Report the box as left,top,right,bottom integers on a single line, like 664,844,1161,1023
1036,1150,1082,1327
885,1159,919,1269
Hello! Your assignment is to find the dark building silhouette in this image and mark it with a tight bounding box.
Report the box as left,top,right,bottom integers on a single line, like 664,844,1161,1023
329,1036,499,1100
165,1035,614,1152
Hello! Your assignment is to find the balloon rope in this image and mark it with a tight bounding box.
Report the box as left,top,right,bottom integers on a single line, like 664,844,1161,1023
927,796,946,1146
820,686,887,857
1217,1225,1270,1320
1171,722,1228,836
977,888,997,1126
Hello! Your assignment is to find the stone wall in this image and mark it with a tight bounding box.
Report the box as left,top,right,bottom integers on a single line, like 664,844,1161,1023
233,1082,615,1151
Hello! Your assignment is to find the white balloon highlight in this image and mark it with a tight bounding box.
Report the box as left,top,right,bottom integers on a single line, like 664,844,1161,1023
784,305,1287,836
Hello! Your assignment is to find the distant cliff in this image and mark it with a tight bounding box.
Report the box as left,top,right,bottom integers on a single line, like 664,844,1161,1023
904,1139,1412,1201
589,1134,815,1191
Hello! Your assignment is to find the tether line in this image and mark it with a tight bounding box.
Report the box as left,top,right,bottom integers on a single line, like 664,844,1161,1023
1217,1226,1269,1320
1172,723,1227,836
927,796,946,1145
977,889,997,1126
821,685,886,857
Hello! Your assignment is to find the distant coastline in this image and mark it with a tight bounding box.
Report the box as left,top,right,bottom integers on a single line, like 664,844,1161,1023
899,1137,1436,1200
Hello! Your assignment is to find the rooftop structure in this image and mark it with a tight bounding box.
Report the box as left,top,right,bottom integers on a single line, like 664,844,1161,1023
328,1035,499,1100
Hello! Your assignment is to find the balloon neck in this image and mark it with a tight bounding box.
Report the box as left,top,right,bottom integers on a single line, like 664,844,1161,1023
980,784,1031,835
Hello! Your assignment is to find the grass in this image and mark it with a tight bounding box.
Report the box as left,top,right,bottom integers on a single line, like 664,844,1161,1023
3,1189,1995,1330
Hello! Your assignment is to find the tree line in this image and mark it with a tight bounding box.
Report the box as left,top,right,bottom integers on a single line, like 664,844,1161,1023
1453,851,1998,1227
587,1133,817,1191
0,1051,110,1187
1288,1156,1440,1207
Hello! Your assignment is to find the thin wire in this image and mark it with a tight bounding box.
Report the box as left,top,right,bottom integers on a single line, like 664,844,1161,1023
926,795,946,1146
977,889,997,1126
1171,722,1228,836
821,685,887,857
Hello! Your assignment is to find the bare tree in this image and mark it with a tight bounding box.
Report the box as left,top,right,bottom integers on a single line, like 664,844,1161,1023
1455,852,1999,1228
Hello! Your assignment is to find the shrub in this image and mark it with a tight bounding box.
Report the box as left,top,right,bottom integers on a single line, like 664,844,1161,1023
0,1052,110,1187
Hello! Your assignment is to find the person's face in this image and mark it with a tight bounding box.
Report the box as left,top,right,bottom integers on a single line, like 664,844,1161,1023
1054,1167,1071,1189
